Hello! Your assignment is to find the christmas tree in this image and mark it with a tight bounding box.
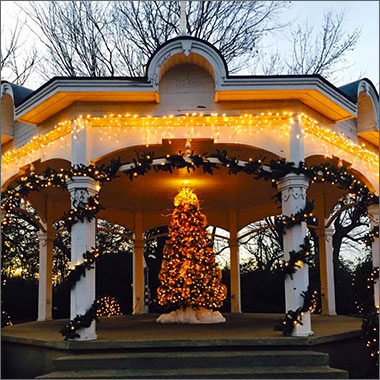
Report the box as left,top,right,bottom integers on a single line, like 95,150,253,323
157,187,227,324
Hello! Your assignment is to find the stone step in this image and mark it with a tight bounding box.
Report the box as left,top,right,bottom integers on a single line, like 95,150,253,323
38,366,348,379
53,350,330,372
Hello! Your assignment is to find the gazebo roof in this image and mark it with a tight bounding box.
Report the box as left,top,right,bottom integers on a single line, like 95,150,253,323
339,78,379,103
4,36,360,125
1,80,34,107
1,36,378,195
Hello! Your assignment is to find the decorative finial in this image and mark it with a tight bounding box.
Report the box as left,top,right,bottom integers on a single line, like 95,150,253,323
179,1,187,35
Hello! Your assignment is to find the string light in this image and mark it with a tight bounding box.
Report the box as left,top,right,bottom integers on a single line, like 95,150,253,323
2,120,72,168
299,113,379,172
96,296,122,317
2,113,378,177
1,309,12,327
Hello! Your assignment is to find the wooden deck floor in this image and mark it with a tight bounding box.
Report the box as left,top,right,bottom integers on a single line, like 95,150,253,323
1,313,362,348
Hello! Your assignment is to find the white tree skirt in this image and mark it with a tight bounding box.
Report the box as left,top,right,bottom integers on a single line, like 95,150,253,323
156,307,226,324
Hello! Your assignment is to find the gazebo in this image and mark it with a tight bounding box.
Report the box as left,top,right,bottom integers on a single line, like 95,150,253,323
1,35,379,346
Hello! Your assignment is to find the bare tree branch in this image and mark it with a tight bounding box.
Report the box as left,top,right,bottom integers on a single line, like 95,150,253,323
259,7,361,81
20,0,288,79
1,14,38,85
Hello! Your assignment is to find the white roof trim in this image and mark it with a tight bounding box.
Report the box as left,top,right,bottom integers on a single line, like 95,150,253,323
221,76,357,116
14,78,155,120
146,38,228,90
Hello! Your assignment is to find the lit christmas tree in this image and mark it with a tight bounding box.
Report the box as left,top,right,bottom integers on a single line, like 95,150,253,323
96,296,122,317
157,187,227,324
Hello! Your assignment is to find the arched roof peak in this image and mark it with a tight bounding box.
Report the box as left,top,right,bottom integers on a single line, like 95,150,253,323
1,81,34,107
146,36,228,90
339,78,379,131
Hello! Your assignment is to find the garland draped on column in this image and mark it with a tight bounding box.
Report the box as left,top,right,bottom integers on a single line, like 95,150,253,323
1,150,378,339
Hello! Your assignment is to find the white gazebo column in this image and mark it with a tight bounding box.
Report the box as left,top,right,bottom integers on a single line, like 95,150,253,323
37,230,53,321
67,177,98,340
67,119,97,340
368,204,379,308
143,256,150,313
229,210,241,313
315,195,336,315
323,221,337,315
133,212,145,314
278,115,312,336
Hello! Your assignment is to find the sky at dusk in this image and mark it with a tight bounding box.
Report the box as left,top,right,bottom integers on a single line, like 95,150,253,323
287,1,379,88
1,0,379,91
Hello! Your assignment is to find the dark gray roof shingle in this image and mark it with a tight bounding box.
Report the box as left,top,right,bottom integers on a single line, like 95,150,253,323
339,78,379,103
1,81,34,107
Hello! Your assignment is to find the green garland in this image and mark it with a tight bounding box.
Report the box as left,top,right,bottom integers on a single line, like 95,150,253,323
62,194,105,231
1,169,67,212
64,249,100,291
60,299,100,340
2,151,377,221
274,200,315,233
1,150,378,339
274,286,315,336
362,307,379,365
280,237,314,279
68,158,123,184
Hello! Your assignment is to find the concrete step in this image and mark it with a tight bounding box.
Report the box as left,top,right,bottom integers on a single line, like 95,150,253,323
53,350,330,372
38,366,348,379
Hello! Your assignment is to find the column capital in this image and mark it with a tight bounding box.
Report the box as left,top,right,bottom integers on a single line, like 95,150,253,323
278,174,309,206
67,177,99,208
67,176,98,194
229,238,239,247
277,173,309,192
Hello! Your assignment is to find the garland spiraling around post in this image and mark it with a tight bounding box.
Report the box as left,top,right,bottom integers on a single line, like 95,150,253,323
60,299,100,340
274,286,316,336
62,194,105,231
64,249,100,291
280,237,314,279
274,200,315,233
